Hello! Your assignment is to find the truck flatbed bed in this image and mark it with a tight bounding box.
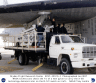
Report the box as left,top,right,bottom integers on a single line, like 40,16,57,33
4,46,46,52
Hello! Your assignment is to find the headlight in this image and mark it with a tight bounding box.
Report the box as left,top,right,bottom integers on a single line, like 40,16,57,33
74,53,78,58
71,48,74,50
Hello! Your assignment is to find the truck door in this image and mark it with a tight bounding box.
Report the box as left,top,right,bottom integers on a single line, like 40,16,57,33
49,36,61,58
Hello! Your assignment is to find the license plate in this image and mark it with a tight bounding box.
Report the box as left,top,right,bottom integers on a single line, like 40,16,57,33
90,63,94,66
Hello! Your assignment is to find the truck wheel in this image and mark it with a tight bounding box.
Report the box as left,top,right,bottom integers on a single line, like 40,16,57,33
18,53,25,65
25,53,29,65
37,56,42,65
0,55,2,60
88,67,96,74
60,58,72,74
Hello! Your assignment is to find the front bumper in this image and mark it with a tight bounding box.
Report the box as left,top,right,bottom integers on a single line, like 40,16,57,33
72,61,96,68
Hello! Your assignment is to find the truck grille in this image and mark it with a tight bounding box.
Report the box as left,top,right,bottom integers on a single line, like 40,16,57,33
82,46,96,58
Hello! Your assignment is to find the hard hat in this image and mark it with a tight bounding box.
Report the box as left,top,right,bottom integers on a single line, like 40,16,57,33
38,23,42,25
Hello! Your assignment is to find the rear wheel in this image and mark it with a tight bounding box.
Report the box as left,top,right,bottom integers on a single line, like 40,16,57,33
60,58,72,74
24,53,29,65
0,55,2,60
37,56,42,65
88,67,96,74
18,53,25,65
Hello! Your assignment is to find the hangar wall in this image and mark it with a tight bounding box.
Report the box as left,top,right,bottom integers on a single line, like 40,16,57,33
65,16,96,44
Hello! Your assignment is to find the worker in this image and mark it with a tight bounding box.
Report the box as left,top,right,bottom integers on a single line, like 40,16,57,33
36,23,45,47
56,24,60,34
48,16,57,34
58,23,67,34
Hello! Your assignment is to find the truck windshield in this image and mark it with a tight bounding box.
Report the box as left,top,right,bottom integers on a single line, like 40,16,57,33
61,36,83,43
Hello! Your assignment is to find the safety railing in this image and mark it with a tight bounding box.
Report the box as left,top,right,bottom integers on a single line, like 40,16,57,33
4,32,46,51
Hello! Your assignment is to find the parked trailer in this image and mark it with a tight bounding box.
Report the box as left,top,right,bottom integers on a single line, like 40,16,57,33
4,32,96,74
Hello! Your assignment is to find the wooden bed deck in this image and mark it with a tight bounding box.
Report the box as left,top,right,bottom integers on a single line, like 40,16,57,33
4,46,46,51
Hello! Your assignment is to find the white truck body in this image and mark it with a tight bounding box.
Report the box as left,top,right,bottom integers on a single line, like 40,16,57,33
49,35,96,68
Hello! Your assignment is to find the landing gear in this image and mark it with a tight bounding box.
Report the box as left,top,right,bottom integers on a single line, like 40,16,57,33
88,67,96,74
60,58,72,74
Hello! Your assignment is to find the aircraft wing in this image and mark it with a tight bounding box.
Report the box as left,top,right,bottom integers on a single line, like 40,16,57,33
0,0,96,28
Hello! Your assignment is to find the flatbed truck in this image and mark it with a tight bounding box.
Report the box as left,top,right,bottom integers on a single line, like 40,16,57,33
4,32,96,74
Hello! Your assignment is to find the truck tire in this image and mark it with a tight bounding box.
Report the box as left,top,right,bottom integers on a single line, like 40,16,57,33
25,53,29,65
60,58,72,74
37,56,42,65
88,67,96,74
18,53,25,65
0,55,2,60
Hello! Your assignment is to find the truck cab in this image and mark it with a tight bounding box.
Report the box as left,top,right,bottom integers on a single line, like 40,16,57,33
49,34,96,74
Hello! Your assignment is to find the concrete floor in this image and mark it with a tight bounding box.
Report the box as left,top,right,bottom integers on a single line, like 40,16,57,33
0,48,93,75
